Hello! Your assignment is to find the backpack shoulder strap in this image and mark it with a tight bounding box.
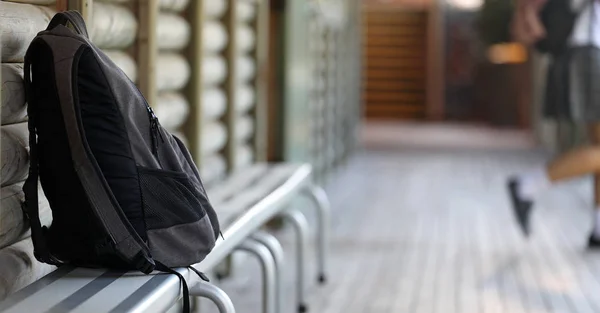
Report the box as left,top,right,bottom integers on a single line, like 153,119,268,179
22,53,62,266
23,39,155,274
47,11,89,38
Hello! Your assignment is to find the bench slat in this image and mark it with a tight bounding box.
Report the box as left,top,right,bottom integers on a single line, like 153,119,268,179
218,164,304,224
206,164,269,203
197,164,312,271
0,267,191,313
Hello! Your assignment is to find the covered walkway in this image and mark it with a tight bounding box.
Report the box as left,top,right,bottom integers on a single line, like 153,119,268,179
207,123,600,313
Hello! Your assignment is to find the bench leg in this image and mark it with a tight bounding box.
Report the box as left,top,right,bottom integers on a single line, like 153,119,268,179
238,239,277,313
303,184,331,284
282,210,309,313
189,281,236,313
251,232,284,313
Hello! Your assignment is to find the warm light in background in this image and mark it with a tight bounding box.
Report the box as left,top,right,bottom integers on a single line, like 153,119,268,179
448,0,483,10
487,43,528,64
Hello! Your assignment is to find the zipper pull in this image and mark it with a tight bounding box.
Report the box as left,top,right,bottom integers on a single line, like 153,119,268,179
146,105,163,155
147,106,165,144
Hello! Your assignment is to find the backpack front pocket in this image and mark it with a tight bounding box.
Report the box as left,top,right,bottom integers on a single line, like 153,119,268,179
137,166,216,266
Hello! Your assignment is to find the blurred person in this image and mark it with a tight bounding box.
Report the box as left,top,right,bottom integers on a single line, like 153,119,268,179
508,0,600,246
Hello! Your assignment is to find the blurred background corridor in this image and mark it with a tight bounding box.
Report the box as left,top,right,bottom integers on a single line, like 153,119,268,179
2,0,600,312
209,122,600,313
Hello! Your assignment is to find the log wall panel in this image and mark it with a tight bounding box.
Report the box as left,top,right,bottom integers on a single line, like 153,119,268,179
0,2,55,62
235,84,254,113
0,184,52,250
156,12,190,51
158,0,188,12
202,88,227,120
154,92,189,132
1,123,28,187
156,53,191,91
91,2,137,49
1,64,26,125
204,0,227,18
204,21,228,53
201,122,227,155
0,1,65,299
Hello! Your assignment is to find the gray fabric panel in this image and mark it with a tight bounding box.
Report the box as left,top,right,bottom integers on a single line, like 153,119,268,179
44,270,125,313
89,45,159,168
148,215,216,267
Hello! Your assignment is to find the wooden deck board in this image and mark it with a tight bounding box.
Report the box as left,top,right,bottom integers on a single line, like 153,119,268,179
199,123,600,313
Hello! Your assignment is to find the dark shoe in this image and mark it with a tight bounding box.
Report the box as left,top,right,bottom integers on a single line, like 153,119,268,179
508,178,533,237
588,234,600,249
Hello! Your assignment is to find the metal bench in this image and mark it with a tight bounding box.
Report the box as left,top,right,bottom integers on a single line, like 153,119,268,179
0,163,330,313
198,163,330,313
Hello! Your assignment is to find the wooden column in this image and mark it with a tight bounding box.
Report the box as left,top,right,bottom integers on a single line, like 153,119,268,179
184,0,207,165
253,0,270,163
223,0,238,172
136,0,158,106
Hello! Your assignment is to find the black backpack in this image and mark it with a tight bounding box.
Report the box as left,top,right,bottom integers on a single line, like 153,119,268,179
535,0,590,55
22,11,220,310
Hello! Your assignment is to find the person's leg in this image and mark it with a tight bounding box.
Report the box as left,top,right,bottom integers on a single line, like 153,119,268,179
509,123,600,236
512,125,600,203
547,145,600,183
516,144,600,201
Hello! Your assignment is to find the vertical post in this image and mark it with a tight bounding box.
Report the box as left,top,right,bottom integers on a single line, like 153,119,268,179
356,0,363,152
223,0,238,172
56,0,68,12
254,0,270,163
426,0,445,120
137,0,158,106
68,0,91,19
282,0,311,163
184,0,206,164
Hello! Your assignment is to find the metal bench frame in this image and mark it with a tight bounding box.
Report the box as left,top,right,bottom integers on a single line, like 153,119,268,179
196,165,330,313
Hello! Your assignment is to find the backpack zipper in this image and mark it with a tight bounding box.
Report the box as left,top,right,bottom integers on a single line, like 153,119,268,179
145,105,164,158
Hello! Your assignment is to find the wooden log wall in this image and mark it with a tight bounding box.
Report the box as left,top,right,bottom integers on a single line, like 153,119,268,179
0,0,271,300
0,0,59,299
183,0,229,184
231,0,267,171
155,0,191,147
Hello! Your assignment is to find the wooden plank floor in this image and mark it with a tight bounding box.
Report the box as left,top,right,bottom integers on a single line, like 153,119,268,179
200,123,600,313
